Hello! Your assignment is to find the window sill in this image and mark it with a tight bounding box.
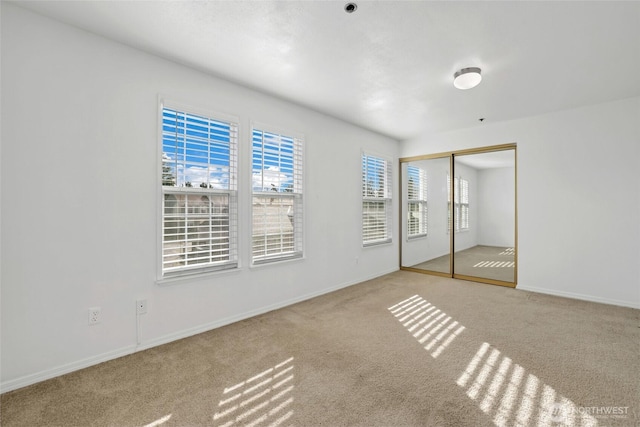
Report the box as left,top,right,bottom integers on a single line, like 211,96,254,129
407,233,427,241
250,254,305,269
446,229,471,235
363,238,392,248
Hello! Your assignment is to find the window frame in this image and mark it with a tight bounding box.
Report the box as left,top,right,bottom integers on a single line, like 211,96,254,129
459,177,469,231
362,151,393,246
250,123,304,266
447,173,469,233
157,99,240,281
406,165,428,239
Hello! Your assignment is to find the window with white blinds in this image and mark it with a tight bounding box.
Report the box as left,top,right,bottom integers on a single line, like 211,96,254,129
161,105,238,277
362,153,392,246
460,178,469,230
447,173,469,233
251,128,303,264
407,165,427,238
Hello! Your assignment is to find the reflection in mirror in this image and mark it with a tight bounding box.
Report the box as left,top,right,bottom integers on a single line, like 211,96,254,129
453,150,515,284
401,157,451,274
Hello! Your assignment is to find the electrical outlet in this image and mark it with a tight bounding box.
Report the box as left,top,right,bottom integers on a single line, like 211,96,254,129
88,307,101,325
136,299,147,315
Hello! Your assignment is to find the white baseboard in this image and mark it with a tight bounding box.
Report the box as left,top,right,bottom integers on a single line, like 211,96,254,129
516,284,640,309
1,268,398,394
137,267,399,352
0,346,137,394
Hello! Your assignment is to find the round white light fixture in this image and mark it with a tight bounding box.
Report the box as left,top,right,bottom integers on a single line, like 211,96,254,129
453,67,482,90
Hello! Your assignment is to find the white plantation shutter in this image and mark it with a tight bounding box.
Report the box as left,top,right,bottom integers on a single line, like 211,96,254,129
454,176,460,232
407,165,427,238
447,173,469,233
161,105,238,276
362,153,392,245
447,173,452,232
460,178,469,230
252,128,303,264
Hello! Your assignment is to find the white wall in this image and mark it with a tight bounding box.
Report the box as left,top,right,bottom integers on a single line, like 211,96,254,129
0,4,399,392
477,167,515,247
402,97,640,309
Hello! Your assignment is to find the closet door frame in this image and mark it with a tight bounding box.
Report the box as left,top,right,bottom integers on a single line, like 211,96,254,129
399,143,517,288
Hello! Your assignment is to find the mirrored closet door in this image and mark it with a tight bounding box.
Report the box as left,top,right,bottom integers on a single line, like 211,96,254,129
400,155,452,276
400,144,517,288
452,149,516,286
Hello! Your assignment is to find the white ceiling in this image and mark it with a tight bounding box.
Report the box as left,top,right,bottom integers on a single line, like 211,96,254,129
12,0,640,141
455,150,515,170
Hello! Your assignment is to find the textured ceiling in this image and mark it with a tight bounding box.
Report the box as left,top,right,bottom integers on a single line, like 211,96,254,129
12,0,640,141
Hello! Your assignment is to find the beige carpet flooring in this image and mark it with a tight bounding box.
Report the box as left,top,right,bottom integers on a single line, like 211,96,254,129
410,246,515,283
1,271,638,427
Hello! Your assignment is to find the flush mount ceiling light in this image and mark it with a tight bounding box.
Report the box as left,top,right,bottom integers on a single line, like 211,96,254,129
453,67,482,90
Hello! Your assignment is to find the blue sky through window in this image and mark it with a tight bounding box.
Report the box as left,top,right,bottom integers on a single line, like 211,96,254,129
162,108,233,189
252,129,295,192
407,165,420,200
362,154,389,198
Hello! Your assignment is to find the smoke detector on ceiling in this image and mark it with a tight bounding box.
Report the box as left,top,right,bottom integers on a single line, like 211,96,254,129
344,3,358,13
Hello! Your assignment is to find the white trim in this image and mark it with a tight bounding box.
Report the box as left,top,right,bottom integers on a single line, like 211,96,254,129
156,97,165,281
363,238,393,248
0,346,137,394
406,233,427,241
143,268,398,352
249,253,306,270
156,262,242,286
0,267,398,394
516,284,640,309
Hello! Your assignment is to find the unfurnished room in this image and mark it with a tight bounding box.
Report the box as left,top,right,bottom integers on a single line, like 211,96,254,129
1,1,639,426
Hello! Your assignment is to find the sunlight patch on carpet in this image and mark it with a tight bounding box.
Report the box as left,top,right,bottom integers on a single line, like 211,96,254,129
213,357,294,427
473,261,516,268
143,414,172,427
388,295,465,358
458,343,597,427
